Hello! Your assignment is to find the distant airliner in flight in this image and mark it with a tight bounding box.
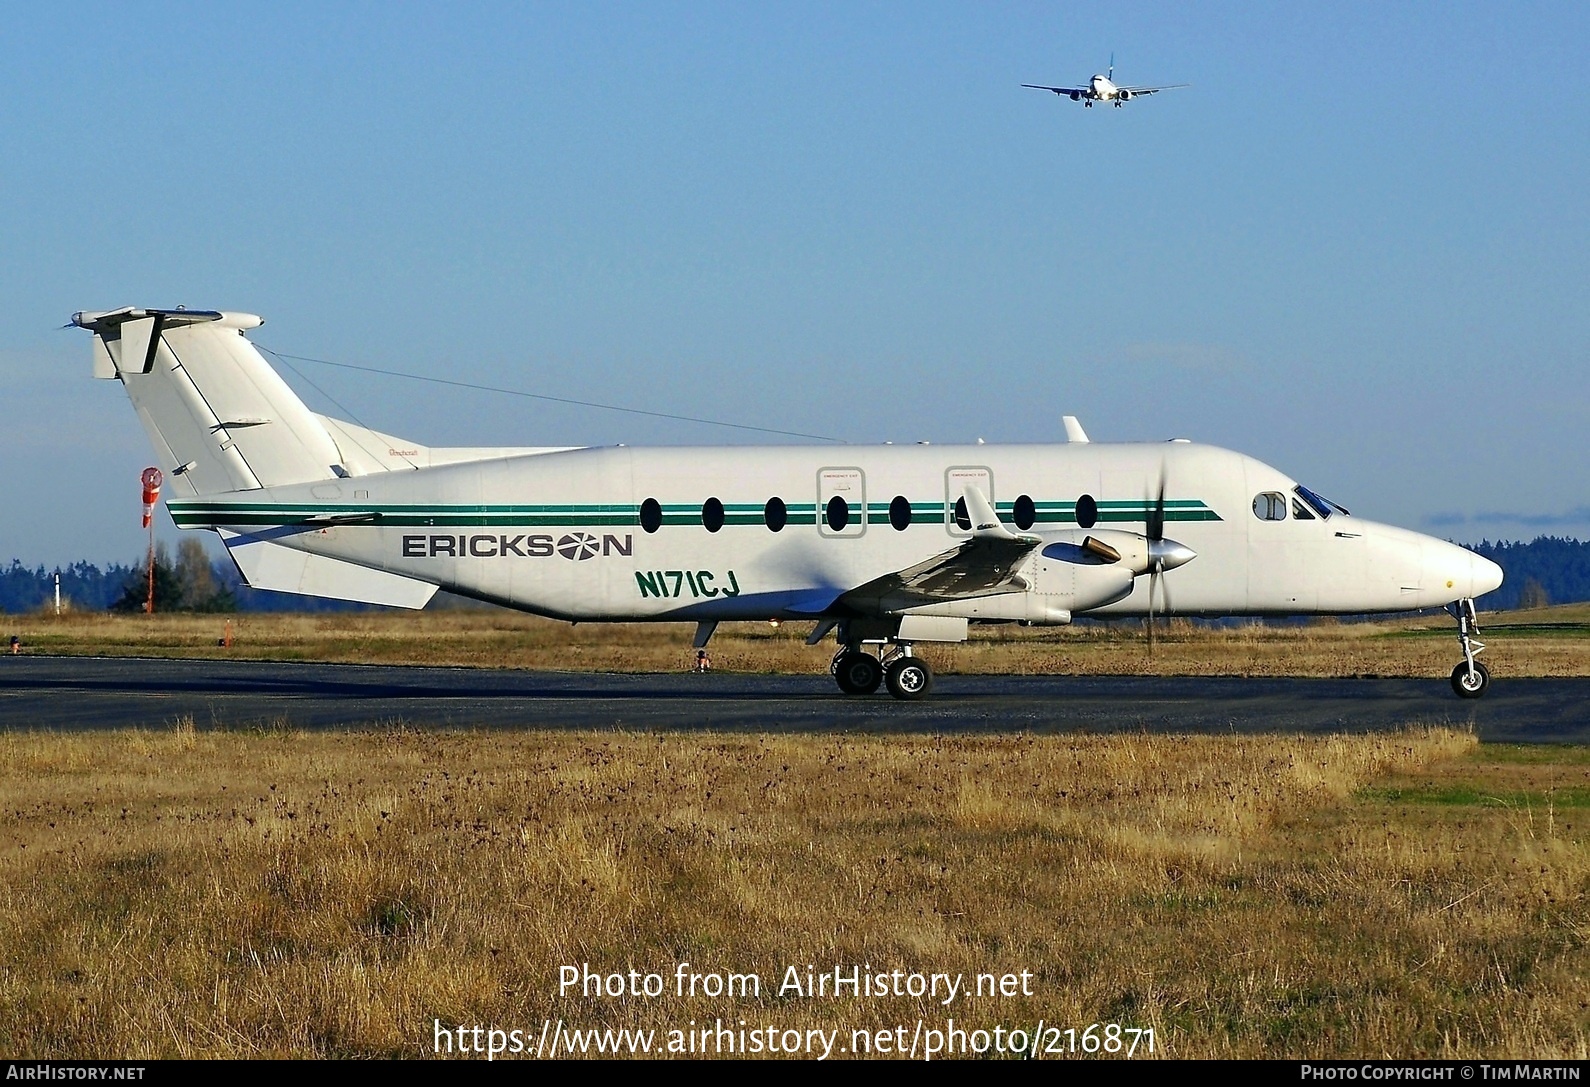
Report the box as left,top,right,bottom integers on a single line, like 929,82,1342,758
1023,55,1188,107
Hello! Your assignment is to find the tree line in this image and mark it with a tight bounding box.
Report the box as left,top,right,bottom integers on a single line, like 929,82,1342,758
2,535,1587,615
1467,537,1590,611
0,538,361,614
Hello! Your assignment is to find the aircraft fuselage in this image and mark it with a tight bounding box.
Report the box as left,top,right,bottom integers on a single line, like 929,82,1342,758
169,440,1501,624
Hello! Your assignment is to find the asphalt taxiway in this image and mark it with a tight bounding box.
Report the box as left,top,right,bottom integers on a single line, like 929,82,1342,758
2,657,1587,742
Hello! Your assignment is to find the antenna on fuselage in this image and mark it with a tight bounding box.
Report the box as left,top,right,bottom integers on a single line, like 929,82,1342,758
1063,415,1090,443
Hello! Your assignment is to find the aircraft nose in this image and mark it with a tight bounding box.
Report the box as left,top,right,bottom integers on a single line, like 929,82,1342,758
1472,553,1504,598
1427,540,1503,600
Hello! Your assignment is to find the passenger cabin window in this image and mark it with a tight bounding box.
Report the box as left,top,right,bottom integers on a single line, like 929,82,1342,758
952,497,971,531
1076,494,1098,529
826,495,850,531
889,495,912,531
1013,494,1036,531
1253,492,1287,521
764,497,787,532
702,497,725,533
640,498,662,534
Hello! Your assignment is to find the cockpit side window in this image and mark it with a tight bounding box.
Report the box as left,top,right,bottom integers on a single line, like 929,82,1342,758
1291,497,1315,520
1252,492,1287,521
1294,485,1349,520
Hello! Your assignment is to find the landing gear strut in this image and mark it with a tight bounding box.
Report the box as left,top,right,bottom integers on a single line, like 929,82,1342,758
1447,597,1490,698
831,642,933,700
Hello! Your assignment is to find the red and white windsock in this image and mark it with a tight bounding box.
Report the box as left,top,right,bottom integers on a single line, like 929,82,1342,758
140,467,163,529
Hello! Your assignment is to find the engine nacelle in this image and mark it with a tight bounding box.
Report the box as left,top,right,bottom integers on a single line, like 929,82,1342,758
1068,90,1081,101
1041,529,1150,574
1026,528,1197,616
1117,89,1132,101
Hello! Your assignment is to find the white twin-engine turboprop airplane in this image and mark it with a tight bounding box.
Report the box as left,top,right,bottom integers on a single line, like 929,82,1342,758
1022,56,1188,107
73,307,1503,701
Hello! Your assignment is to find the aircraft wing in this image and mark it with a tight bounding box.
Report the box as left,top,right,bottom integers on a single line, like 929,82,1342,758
1021,84,1087,95
1118,84,1190,95
836,486,1042,612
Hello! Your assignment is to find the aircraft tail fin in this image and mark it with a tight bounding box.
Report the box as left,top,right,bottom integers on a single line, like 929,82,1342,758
1108,52,1114,81
74,307,347,497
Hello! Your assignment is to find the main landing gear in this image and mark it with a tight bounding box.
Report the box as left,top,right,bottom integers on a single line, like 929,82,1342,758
1448,597,1491,699
831,644,933,701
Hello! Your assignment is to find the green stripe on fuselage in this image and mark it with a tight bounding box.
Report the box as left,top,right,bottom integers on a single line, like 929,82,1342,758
168,497,1223,529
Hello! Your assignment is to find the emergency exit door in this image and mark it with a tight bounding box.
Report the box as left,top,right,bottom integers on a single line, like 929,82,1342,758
945,466,993,537
817,467,866,537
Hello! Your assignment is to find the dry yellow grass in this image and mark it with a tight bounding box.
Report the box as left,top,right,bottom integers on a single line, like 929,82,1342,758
8,602,1590,678
2,725,1585,1059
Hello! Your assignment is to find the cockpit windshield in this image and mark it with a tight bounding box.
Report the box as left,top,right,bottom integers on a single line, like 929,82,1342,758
1294,485,1350,520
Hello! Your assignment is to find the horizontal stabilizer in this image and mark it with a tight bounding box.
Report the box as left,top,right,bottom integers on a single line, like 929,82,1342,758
221,531,438,609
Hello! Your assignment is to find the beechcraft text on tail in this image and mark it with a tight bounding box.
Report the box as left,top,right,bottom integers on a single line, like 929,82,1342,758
1023,55,1188,107
73,306,1501,701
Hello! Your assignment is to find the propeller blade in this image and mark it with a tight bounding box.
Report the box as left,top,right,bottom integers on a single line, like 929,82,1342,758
1146,558,1159,656
1143,459,1178,656
1146,461,1166,542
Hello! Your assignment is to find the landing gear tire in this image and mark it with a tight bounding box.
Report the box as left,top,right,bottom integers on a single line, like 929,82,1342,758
1451,661,1491,699
885,656,933,701
834,652,883,695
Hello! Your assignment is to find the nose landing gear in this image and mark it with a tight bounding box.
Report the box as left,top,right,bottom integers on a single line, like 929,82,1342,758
1447,598,1490,698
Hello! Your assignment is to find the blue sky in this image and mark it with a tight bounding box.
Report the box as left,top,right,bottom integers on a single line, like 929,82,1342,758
3,2,1586,565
